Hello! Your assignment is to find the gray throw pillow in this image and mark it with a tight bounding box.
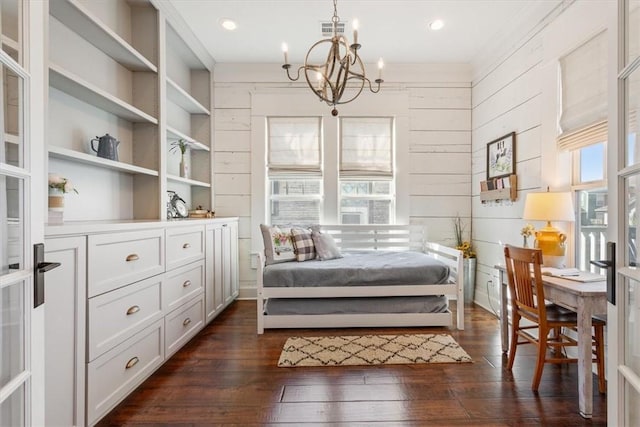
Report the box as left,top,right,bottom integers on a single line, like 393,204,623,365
311,231,343,261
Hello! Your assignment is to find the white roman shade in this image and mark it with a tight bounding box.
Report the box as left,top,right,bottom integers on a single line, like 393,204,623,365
558,31,608,151
267,117,322,176
340,117,393,178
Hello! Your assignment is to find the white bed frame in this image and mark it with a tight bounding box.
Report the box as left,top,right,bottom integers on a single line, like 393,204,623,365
256,224,465,334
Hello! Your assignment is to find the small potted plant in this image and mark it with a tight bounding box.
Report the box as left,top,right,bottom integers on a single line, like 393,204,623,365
170,139,190,178
521,223,536,248
48,173,78,223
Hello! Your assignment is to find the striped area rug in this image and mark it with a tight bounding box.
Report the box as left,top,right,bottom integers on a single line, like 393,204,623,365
277,333,472,367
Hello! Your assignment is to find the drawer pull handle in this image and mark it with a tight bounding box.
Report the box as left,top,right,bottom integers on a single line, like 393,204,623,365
222,224,228,227
126,305,140,315
126,254,139,262
183,318,192,327
183,243,191,249
125,356,139,370
182,280,192,288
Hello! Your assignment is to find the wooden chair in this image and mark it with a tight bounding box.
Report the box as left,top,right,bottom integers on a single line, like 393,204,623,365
503,245,606,392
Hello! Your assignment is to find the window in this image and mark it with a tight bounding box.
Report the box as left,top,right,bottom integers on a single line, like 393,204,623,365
572,142,607,272
339,117,394,224
267,117,322,225
558,31,609,271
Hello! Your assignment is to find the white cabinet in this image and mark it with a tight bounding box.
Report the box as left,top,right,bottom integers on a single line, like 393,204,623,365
44,218,238,426
205,219,239,323
44,236,87,427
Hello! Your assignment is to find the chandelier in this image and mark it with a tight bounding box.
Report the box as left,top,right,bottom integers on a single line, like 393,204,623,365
281,0,384,116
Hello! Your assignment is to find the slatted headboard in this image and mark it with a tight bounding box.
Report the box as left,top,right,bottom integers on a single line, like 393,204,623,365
318,224,427,252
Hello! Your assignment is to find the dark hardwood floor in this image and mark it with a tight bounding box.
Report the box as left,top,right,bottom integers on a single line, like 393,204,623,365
98,301,607,426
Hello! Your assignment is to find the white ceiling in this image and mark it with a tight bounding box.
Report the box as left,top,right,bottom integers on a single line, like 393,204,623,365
169,0,562,65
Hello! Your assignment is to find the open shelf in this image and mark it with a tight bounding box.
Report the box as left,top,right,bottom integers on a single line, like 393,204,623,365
166,125,209,151
166,78,210,115
50,63,158,124
166,174,211,188
49,0,157,72
49,145,159,176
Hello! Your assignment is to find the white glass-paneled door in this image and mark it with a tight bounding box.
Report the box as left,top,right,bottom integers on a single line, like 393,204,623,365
0,1,46,426
612,1,640,425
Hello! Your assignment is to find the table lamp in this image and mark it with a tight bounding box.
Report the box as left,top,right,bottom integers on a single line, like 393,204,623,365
522,190,575,268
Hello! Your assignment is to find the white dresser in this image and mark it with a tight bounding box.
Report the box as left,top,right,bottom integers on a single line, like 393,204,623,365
44,217,239,426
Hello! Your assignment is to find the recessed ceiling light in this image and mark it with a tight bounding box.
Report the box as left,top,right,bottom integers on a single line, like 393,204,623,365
428,19,444,31
221,19,237,31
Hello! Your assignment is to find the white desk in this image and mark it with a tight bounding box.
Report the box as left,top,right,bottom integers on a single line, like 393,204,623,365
495,265,607,419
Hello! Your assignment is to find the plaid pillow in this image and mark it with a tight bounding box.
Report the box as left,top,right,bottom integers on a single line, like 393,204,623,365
291,228,316,261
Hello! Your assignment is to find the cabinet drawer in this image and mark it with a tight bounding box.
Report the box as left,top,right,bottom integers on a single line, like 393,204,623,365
88,229,164,297
165,296,204,357
166,226,204,271
88,276,163,361
87,319,164,425
163,260,204,312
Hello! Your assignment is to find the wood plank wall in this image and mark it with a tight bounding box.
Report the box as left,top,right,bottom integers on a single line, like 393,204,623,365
470,1,610,312
213,64,472,298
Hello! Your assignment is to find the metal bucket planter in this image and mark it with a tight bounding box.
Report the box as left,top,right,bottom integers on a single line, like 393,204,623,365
463,257,477,303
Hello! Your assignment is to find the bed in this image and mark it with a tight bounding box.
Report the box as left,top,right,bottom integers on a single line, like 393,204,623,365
256,224,465,334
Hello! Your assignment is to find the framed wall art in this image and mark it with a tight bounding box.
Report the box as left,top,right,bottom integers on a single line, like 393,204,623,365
486,132,515,180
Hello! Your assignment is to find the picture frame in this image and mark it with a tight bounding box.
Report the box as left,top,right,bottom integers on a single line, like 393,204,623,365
486,132,515,180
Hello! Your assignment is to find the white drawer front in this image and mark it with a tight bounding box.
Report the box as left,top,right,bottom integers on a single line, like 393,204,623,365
87,319,164,425
163,260,204,312
88,229,164,297
88,276,163,361
166,226,204,271
165,296,204,357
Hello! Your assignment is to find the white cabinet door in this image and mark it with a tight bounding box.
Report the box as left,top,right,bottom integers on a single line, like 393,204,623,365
205,224,224,323
44,236,86,426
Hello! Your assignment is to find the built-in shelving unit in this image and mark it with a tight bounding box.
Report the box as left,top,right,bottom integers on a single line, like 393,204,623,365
166,77,210,115
166,174,211,188
166,125,209,151
49,64,158,124
49,146,158,176
46,0,214,224
164,22,213,213
49,0,157,72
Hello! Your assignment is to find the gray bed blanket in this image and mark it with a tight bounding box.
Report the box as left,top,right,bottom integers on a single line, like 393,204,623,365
263,251,450,288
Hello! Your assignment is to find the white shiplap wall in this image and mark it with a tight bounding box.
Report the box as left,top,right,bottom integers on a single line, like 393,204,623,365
213,64,472,298
470,1,612,313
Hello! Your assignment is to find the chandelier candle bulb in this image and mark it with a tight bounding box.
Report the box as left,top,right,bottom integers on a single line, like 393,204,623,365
378,58,384,80
353,19,359,45
282,42,289,65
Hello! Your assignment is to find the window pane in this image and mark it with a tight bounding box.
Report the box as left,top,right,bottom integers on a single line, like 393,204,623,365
268,117,321,170
340,198,391,225
2,62,24,169
0,280,25,388
627,65,640,167
269,179,321,225
0,1,22,64
1,174,23,275
341,181,391,196
629,1,640,65
579,143,604,182
575,188,607,272
270,200,320,225
627,175,640,267
0,382,24,427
